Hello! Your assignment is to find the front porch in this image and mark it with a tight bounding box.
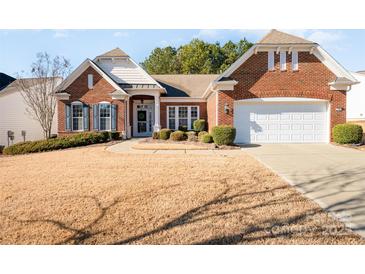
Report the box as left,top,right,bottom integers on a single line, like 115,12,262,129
126,92,161,138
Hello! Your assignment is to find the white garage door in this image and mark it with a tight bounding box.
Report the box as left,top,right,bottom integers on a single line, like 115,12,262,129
234,100,329,144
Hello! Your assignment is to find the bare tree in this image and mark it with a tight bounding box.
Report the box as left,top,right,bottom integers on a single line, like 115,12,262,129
17,52,71,139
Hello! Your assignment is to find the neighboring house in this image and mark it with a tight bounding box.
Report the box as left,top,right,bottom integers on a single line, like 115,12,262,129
0,75,59,146
347,71,365,121
56,30,358,144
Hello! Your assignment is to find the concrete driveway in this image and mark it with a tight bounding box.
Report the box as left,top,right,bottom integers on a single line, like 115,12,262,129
242,144,365,237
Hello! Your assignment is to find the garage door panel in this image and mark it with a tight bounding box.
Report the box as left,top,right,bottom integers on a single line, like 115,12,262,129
234,102,328,144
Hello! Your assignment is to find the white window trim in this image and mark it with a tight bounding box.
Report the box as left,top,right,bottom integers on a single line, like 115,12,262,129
88,74,94,89
292,50,299,71
98,102,112,132
280,51,287,71
71,101,84,132
167,106,200,130
268,51,275,71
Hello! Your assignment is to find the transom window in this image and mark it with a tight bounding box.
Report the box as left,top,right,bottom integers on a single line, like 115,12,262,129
72,103,83,131
99,103,111,131
167,106,199,130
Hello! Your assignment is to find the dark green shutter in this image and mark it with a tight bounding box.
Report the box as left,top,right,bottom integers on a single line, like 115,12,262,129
93,104,99,131
111,104,117,131
65,104,71,131
83,104,89,131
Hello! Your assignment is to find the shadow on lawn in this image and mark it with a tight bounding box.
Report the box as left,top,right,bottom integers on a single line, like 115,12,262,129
1,170,362,244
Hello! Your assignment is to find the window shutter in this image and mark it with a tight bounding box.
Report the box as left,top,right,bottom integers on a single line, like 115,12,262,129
65,104,71,131
93,104,99,131
280,51,286,71
268,51,275,71
292,51,298,71
111,104,117,131
83,104,89,131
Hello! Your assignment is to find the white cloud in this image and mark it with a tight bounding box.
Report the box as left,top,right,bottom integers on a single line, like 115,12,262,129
113,31,129,38
306,30,343,45
53,30,68,39
195,29,221,39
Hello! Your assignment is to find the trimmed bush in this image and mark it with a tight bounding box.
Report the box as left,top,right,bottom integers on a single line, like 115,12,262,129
193,119,206,132
333,124,363,144
152,131,160,139
0,145,4,154
186,131,197,142
178,125,188,132
211,125,236,145
198,131,208,141
110,132,120,140
202,133,213,143
159,129,172,140
3,132,110,155
170,130,186,141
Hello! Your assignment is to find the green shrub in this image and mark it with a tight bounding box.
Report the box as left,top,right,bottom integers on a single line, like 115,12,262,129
202,133,213,143
170,130,186,141
0,145,4,154
211,125,236,145
3,132,110,155
186,131,197,142
193,119,206,132
159,129,172,140
110,132,120,140
333,124,363,144
152,131,160,139
178,125,188,132
198,131,208,141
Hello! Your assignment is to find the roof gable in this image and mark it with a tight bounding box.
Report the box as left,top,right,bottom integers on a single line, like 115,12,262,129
97,47,129,58
257,29,315,45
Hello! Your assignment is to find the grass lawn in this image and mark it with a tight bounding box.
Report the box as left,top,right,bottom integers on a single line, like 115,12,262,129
0,145,363,244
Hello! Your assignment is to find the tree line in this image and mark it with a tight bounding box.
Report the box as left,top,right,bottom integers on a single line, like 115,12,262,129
141,38,253,74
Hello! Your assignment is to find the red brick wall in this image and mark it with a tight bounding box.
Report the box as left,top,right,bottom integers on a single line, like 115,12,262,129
217,51,346,140
206,91,217,132
58,66,126,135
160,102,207,129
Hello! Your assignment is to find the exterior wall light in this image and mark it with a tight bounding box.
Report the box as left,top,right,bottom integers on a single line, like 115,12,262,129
224,103,230,114
336,107,344,112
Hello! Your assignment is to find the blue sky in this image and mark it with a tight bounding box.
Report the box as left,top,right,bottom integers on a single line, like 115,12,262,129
1,29,365,77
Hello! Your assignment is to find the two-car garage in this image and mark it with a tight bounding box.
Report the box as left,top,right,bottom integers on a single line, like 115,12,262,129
234,98,330,144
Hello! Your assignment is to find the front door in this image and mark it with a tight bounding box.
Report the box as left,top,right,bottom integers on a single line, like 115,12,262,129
133,103,154,137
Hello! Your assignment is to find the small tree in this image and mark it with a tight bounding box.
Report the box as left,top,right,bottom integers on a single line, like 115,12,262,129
17,52,71,139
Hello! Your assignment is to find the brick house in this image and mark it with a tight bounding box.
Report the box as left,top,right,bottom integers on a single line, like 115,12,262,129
56,30,358,144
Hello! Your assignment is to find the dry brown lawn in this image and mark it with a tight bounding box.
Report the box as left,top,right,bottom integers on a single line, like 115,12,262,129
0,145,363,244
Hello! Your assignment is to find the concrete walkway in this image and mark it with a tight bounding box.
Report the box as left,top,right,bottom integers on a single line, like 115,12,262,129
106,139,242,156
242,144,365,237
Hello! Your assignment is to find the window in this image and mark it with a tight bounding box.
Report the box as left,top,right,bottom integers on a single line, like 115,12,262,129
72,103,83,131
292,51,298,71
280,51,286,71
268,51,275,71
168,107,176,130
88,74,93,89
99,103,111,131
167,106,200,130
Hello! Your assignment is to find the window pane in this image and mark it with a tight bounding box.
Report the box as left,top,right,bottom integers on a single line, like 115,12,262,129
179,107,188,118
99,104,111,131
169,119,175,130
168,107,175,118
72,104,83,131
191,107,198,118
100,104,110,118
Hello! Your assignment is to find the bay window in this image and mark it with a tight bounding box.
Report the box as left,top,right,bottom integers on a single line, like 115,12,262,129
167,106,200,130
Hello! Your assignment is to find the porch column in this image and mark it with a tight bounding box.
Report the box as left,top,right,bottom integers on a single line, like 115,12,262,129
126,97,131,138
153,94,161,132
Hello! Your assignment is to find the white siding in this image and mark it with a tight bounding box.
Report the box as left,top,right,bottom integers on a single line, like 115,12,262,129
347,72,365,120
96,58,156,84
0,90,58,146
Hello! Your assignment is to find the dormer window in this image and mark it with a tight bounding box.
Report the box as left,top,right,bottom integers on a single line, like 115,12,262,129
88,74,94,89
292,51,299,71
268,51,275,71
280,51,286,71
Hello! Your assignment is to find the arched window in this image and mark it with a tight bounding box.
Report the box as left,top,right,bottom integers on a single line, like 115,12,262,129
71,101,83,131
